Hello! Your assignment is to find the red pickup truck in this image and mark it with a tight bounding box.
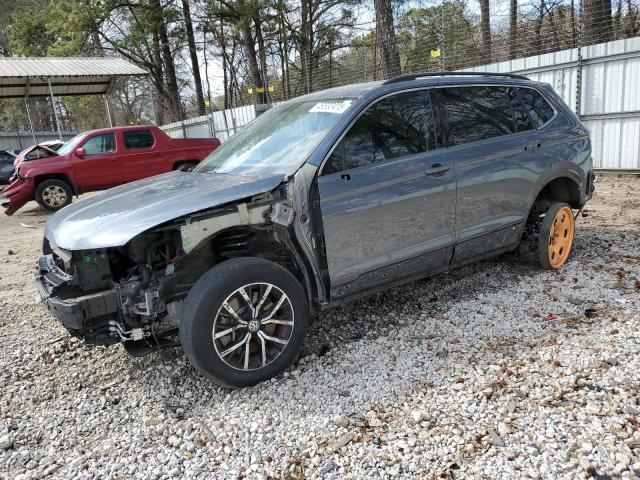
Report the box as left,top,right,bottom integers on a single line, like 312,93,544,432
2,125,220,215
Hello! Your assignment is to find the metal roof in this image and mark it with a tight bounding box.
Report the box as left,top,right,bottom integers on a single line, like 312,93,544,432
0,57,147,98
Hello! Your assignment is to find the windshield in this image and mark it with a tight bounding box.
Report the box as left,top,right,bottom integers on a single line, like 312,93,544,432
195,98,357,175
56,133,87,156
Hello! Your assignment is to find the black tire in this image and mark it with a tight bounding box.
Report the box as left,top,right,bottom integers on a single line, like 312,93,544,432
174,161,198,172
537,202,575,270
35,179,73,211
180,257,310,387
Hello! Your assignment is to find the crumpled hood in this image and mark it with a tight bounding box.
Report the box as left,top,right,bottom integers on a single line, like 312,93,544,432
15,145,59,168
45,170,284,251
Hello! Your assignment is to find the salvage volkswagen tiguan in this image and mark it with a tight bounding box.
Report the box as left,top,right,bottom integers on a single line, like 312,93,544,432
36,72,594,387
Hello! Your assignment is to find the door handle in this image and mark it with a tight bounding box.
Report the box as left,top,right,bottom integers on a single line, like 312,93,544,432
340,173,351,181
426,163,450,175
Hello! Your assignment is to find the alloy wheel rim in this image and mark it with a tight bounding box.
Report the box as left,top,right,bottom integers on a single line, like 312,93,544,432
42,186,67,207
547,206,574,268
212,283,294,371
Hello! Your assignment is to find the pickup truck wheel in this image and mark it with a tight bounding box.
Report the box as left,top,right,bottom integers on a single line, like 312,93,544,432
180,257,310,388
35,179,72,211
538,202,575,270
175,161,198,171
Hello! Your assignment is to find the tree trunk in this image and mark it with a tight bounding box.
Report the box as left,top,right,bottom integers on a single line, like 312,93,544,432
241,21,263,94
253,14,271,103
625,0,638,36
509,0,518,59
534,0,545,53
374,0,401,78
300,0,312,92
584,0,613,44
151,27,166,125
571,0,577,47
181,0,206,115
151,0,181,121
479,0,492,61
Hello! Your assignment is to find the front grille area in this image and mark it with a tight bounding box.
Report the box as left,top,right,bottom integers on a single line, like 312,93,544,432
38,255,73,288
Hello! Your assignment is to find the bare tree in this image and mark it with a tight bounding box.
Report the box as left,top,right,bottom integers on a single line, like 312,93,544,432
479,0,492,60
584,0,613,43
374,0,401,78
182,0,206,115
509,0,518,59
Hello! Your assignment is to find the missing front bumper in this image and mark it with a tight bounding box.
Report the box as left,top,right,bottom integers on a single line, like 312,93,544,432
35,255,121,345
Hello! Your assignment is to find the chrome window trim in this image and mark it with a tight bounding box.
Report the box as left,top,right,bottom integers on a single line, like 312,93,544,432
318,83,558,176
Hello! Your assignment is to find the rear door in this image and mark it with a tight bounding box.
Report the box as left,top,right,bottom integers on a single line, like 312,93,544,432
119,129,164,182
430,85,547,264
317,89,456,294
72,132,121,191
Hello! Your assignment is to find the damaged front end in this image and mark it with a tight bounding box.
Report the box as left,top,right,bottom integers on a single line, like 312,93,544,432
35,174,324,356
36,232,183,355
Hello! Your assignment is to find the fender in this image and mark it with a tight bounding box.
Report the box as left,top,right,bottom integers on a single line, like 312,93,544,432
34,172,80,196
529,161,588,210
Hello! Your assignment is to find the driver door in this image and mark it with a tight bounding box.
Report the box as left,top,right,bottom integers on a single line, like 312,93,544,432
317,89,456,294
72,132,122,191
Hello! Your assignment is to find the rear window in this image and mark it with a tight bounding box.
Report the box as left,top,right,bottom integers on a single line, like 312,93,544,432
517,88,555,128
432,86,518,146
124,130,155,149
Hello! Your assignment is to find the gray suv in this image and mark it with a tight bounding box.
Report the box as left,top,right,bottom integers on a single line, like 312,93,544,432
36,72,594,387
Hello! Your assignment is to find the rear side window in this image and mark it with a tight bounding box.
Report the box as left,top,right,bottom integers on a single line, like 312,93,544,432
432,86,517,146
324,90,436,174
508,88,533,132
83,133,116,155
124,130,155,149
517,88,555,128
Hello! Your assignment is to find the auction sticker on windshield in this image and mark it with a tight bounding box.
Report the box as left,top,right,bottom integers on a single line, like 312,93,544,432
309,99,354,114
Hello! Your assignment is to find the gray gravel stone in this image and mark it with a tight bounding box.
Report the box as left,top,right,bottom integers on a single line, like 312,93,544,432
0,176,639,479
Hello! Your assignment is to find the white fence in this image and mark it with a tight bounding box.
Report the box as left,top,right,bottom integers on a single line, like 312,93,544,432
160,104,257,143
160,36,640,170
0,131,76,151
468,36,640,170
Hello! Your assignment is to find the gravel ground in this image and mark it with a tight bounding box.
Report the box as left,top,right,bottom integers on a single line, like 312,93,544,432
1,176,639,480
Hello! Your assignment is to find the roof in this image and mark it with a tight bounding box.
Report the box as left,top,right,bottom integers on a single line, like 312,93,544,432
0,57,147,99
296,81,385,101
71,124,160,137
295,72,537,103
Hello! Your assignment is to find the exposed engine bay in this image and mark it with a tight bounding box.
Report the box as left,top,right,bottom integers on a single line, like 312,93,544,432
35,176,324,357
38,231,186,355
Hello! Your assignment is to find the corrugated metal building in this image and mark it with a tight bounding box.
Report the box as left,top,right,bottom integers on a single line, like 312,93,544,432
468,37,640,170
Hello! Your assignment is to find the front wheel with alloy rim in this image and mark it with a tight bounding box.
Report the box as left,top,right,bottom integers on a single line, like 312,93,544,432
179,257,310,387
538,202,575,270
35,179,73,211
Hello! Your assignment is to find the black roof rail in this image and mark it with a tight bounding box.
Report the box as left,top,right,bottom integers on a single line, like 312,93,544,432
382,71,529,85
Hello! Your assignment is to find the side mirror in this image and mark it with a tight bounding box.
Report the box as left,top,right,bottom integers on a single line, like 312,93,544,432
75,148,86,158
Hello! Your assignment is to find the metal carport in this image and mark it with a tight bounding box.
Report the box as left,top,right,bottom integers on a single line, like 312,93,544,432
0,57,147,142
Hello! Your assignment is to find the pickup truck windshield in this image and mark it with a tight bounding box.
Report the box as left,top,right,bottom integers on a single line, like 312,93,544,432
196,98,356,176
57,133,87,156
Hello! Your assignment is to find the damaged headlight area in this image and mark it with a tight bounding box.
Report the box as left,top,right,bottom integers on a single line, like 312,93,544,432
34,191,310,359
36,232,185,355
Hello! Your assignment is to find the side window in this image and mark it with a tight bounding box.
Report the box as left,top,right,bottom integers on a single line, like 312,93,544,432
124,130,155,149
83,133,116,155
517,88,555,128
508,88,533,132
432,86,516,147
324,90,435,174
